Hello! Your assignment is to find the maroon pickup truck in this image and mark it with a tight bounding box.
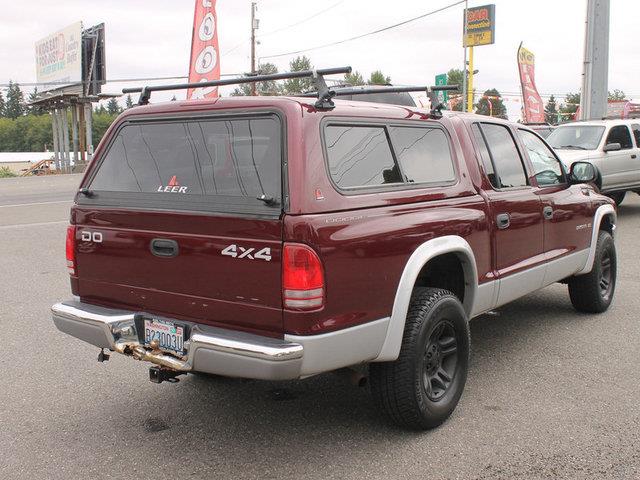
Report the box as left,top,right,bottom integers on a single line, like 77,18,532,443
52,77,617,430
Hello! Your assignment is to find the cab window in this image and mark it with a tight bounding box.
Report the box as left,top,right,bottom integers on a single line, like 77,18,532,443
519,130,565,186
474,123,528,189
605,125,633,149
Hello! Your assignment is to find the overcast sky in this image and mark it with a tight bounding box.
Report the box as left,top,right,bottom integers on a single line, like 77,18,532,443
1,0,638,120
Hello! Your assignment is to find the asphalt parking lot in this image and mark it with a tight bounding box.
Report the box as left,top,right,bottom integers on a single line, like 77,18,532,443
1,174,639,479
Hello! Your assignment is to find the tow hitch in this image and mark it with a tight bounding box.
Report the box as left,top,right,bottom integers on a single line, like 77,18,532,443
149,366,185,384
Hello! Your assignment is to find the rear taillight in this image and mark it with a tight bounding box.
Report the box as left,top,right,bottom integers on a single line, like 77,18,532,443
66,225,76,276
283,243,324,310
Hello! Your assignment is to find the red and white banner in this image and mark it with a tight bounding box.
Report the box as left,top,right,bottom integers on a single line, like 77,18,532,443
517,44,545,123
187,0,220,100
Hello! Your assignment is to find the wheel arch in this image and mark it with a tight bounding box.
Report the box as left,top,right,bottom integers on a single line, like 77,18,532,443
374,235,478,362
575,203,616,276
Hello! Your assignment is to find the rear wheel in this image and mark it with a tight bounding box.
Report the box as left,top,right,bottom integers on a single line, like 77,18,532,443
369,288,470,430
568,230,616,313
607,191,626,206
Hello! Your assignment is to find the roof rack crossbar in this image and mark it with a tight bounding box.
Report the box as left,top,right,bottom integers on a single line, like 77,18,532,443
123,66,352,107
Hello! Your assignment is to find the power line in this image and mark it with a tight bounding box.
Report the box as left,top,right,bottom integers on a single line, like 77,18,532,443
259,0,466,60
222,1,345,58
258,0,344,38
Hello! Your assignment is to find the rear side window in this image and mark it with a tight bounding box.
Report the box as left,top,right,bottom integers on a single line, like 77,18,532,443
631,124,640,147
87,115,281,214
325,125,402,188
477,123,528,189
388,126,455,184
606,125,633,149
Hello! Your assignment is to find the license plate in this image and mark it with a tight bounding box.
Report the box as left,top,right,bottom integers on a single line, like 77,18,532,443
143,319,185,355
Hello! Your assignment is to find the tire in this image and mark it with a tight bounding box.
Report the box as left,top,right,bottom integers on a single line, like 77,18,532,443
607,191,626,206
369,288,470,430
568,230,616,313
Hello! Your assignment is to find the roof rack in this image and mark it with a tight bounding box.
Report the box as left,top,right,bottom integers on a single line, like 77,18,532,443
298,84,459,118
122,66,352,108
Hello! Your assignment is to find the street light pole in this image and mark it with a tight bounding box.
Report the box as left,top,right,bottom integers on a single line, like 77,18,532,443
250,2,258,96
462,0,468,112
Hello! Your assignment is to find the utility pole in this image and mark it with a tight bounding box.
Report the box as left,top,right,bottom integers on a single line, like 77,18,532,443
250,2,258,96
467,46,474,112
462,0,468,112
580,0,610,120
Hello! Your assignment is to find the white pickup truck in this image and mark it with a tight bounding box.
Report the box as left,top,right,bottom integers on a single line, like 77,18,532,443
547,119,640,205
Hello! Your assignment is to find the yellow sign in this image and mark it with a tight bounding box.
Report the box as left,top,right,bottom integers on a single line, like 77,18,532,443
464,31,493,47
463,4,496,47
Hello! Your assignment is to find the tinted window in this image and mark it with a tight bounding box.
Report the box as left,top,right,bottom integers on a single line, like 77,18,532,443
630,124,640,147
605,125,633,149
89,117,281,212
519,130,564,186
388,126,455,184
471,123,499,188
480,123,528,188
325,125,402,188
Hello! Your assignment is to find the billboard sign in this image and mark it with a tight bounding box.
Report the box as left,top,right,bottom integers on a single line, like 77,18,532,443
517,44,545,124
187,0,221,100
35,22,83,90
435,73,449,104
463,4,495,47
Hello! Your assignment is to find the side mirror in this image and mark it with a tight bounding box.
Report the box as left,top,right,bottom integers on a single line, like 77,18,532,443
569,161,598,185
603,142,621,152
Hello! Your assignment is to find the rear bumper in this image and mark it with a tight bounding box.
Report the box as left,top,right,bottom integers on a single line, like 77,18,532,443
51,300,303,380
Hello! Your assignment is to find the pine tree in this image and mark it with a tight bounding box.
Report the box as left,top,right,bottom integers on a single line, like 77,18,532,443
368,70,391,85
344,71,365,86
282,56,314,94
125,94,134,109
106,97,121,115
5,81,25,119
0,90,5,117
28,87,44,115
232,62,280,96
475,88,507,119
544,95,558,124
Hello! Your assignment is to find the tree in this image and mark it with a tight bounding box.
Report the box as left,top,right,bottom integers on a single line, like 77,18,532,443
125,94,134,109
608,89,626,101
344,71,365,86
560,92,580,119
27,87,45,115
5,81,25,119
544,94,558,124
368,70,391,85
106,97,121,115
232,62,280,96
446,69,464,111
475,88,507,119
0,90,5,117
282,56,314,94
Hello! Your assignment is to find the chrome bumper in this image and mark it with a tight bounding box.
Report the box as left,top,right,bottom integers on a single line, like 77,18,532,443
51,300,304,380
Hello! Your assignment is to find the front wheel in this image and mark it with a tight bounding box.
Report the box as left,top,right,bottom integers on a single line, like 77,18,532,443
568,230,616,313
369,288,470,430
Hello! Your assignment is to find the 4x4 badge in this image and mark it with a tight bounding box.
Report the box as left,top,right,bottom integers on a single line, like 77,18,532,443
158,175,188,193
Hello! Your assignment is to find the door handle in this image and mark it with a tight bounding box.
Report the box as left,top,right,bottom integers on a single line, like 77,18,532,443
543,206,554,220
496,213,510,229
150,238,179,258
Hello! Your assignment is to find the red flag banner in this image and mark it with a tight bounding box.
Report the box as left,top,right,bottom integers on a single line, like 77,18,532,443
187,0,220,100
517,44,545,123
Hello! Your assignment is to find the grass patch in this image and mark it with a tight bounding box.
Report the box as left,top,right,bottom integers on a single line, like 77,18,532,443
0,166,17,178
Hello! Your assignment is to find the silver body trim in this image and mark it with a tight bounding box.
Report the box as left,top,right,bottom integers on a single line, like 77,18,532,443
575,203,616,275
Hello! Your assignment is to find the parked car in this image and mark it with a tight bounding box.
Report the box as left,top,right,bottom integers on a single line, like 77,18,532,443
525,123,555,138
51,87,617,430
547,119,640,205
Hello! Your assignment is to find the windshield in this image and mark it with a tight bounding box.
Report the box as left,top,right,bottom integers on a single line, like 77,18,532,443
547,125,605,150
